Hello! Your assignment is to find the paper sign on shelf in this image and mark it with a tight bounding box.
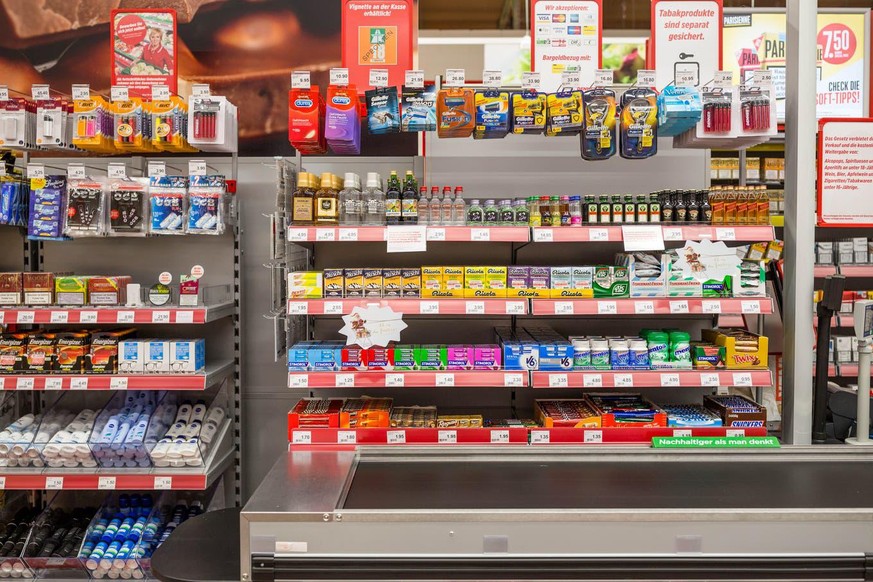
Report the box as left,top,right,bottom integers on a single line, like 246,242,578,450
386,226,427,253
531,0,602,92
621,225,665,251
651,0,723,90
672,239,741,282
339,305,407,349
818,119,873,226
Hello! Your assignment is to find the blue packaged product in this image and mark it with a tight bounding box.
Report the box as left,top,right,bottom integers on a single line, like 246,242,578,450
662,404,723,427
288,341,314,370
187,175,225,235
0,181,17,224
580,88,617,160
149,176,187,235
28,175,67,240
401,85,436,131
366,87,401,134
307,341,342,371
511,91,547,134
657,85,702,137
620,87,658,159
474,90,510,139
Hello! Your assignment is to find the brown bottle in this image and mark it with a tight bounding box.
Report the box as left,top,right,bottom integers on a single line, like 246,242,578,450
315,172,339,224
291,172,316,225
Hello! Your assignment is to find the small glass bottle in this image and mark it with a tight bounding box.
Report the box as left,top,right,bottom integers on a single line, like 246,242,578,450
429,186,442,225
549,196,561,227
687,192,700,222
466,198,484,224
701,190,713,223
291,172,315,225
559,195,571,226
514,199,530,226
586,195,598,224
418,186,429,226
385,170,402,225
623,195,636,223
675,192,687,222
649,193,661,223
540,196,552,226
568,196,582,226
452,187,466,226
483,199,499,226
660,192,673,222
499,199,515,226
611,195,624,224
315,172,339,225
529,197,542,227
599,196,611,224
636,195,649,223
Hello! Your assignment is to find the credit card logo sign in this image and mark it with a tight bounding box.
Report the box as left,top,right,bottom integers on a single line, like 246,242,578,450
567,26,582,35
552,14,566,23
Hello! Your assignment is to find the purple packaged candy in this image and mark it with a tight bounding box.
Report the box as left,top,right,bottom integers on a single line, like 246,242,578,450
507,266,530,289
473,344,502,370
529,267,551,290
446,345,473,370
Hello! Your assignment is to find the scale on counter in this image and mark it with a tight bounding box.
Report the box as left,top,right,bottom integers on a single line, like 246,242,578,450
847,300,873,445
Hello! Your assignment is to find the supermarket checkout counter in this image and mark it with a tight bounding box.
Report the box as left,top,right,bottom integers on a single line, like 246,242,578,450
241,446,873,581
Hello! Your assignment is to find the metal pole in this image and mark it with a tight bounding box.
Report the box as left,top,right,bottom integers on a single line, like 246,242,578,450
782,0,818,444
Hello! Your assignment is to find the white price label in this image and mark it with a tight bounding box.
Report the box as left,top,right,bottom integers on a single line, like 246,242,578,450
503,373,524,387
741,301,761,314
634,301,655,315
615,374,634,388
426,227,446,241
660,373,681,387
338,228,358,241
482,69,502,87
676,71,696,87
700,373,721,387
117,311,135,324
107,163,126,179
98,477,117,490
490,429,510,444
323,302,344,315
31,84,50,100
176,311,194,324
530,430,550,444
110,377,128,390
637,70,657,87
15,377,34,390
154,476,173,489
67,164,86,179
192,83,211,96
71,84,90,100
0,477,6,489
752,69,772,86
288,302,308,315
16,311,34,324
715,228,736,241
549,374,569,388
45,477,64,490
726,429,746,437
336,374,355,387
44,377,63,391
583,374,603,388
505,301,525,315
590,229,609,242
597,301,617,315
27,164,45,179
465,301,485,315
663,227,684,241
522,71,541,91
713,70,734,88
287,228,308,241
189,160,207,176
387,430,406,444
438,430,457,444
0,312,4,324
419,301,439,314
471,228,490,241
148,161,166,178
594,69,613,86
337,431,357,444
0,86,7,101
670,300,689,314
405,70,424,88
369,69,389,88
561,70,581,88
554,302,574,315
584,430,603,444
732,372,753,387
702,301,722,314
110,86,129,102
291,71,311,90
315,228,336,241
292,430,312,444
151,311,171,323
0,378,5,390
385,373,405,387
70,377,89,390
0,165,4,177
80,311,98,324
673,429,692,437
151,85,170,100
533,229,554,242
445,69,465,87
289,374,309,388
330,68,349,86
435,373,455,387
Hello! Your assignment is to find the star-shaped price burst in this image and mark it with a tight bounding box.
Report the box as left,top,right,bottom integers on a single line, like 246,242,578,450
339,305,407,349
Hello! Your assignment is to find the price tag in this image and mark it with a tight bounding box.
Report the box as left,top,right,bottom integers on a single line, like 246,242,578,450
0,86,7,101
315,228,336,241
385,373,405,387
590,229,609,242
594,69,613,86
15,377,34,391
533,229,554,242
387,430,406,444
110,86,129,102
561,70,581,88
405,70,425,88
337,431,357,444
419,301,439,314
726,429,746,437
676,71,696,87
151,85,171,100
673,429,692,437
490,429,510,444
107,163,127,179
615,374,634,388
27,164,45,179
288,302,308,315
503,373,524,387
732,372,753,387
634,301,655,315
445,69,465,87
80,311,98,324
287,228,308,241
549,374,569,388
483,69,503,87
0,165,4,177
45,477,64,490
583,430,603,444
435,373,455,387
660,373,681,387
741,301,761,314
323,302,344,315
522,71,541,91
554,302,574,315
0,312,4,324
16,311,34,324
713,70,734,88
154,476,173,489
31,84,50,100
438,430,457,444
715,227,736,241
109,377,128,390
292,431,312,444
70,377,89,390
369,69,389,88
338,228,358,241
663,227,684,241
0,378,5,390
505,301,525,315
530,430,550,444
117,311,135,324
426,228,446,241
175,311,194,324
151,311,171,324
637,70,657,87
147,161,166,178
67,164,86,179
0,477,6,489
336,374,355,387
471,228,490,242
700,373,721,387
288,374,309,388
98,477,117,490
465,301,485,315
189,160,207,176
71,84,90,100
752,69,772,85
192,83,211,96
44,377,63,391
670,300,689,314
330,68,349,86
597,301,617,315
583,374,603,388
291,71,311,90
702,301,722,314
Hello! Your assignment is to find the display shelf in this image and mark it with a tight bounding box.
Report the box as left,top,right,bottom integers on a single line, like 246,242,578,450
528,426,768,444
288,298,529,316
0,360,234,391
815,265,873,277
0,302,235,325
832,363,860,377
530,369,773,388
530,225,775,243
530,297,773,316
288,370,529,388
289,427,530,445
287,226,530,243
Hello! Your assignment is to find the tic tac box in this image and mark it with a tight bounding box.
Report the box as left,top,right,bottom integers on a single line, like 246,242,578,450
170,339,206,374
118,340,144,374
593,266,629,298
144,339,171,374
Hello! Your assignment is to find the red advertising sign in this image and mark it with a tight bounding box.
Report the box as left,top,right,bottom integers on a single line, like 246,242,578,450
650,0,723,90
110,10,178,99
342,1,416,91
817,118,873,227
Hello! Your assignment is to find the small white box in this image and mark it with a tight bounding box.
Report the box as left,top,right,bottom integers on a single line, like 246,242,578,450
837,350,854,363
855,251,869,264
144,340,170,373
839,252,855,264
118,340,144,374
170,339,206,374
852,237,868,252
836,336,853,351
838,241,854,253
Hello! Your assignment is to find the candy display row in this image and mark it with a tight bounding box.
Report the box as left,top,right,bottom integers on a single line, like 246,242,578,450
288,342,502,372
0,274,132,307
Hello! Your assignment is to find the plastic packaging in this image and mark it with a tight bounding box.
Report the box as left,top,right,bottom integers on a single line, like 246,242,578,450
288,86,327,155
108,178,148,236
646,331,670,365
473,90,510,139
148,176,187,235
580,88,617,160
64,178,107,238
401,85,437,132
187,175,226,235
325,84,362,155
546,90,584,136
620,87,658,159
511,91,547,134
365,87,401,134
436,87,475,138
28,175,68,241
